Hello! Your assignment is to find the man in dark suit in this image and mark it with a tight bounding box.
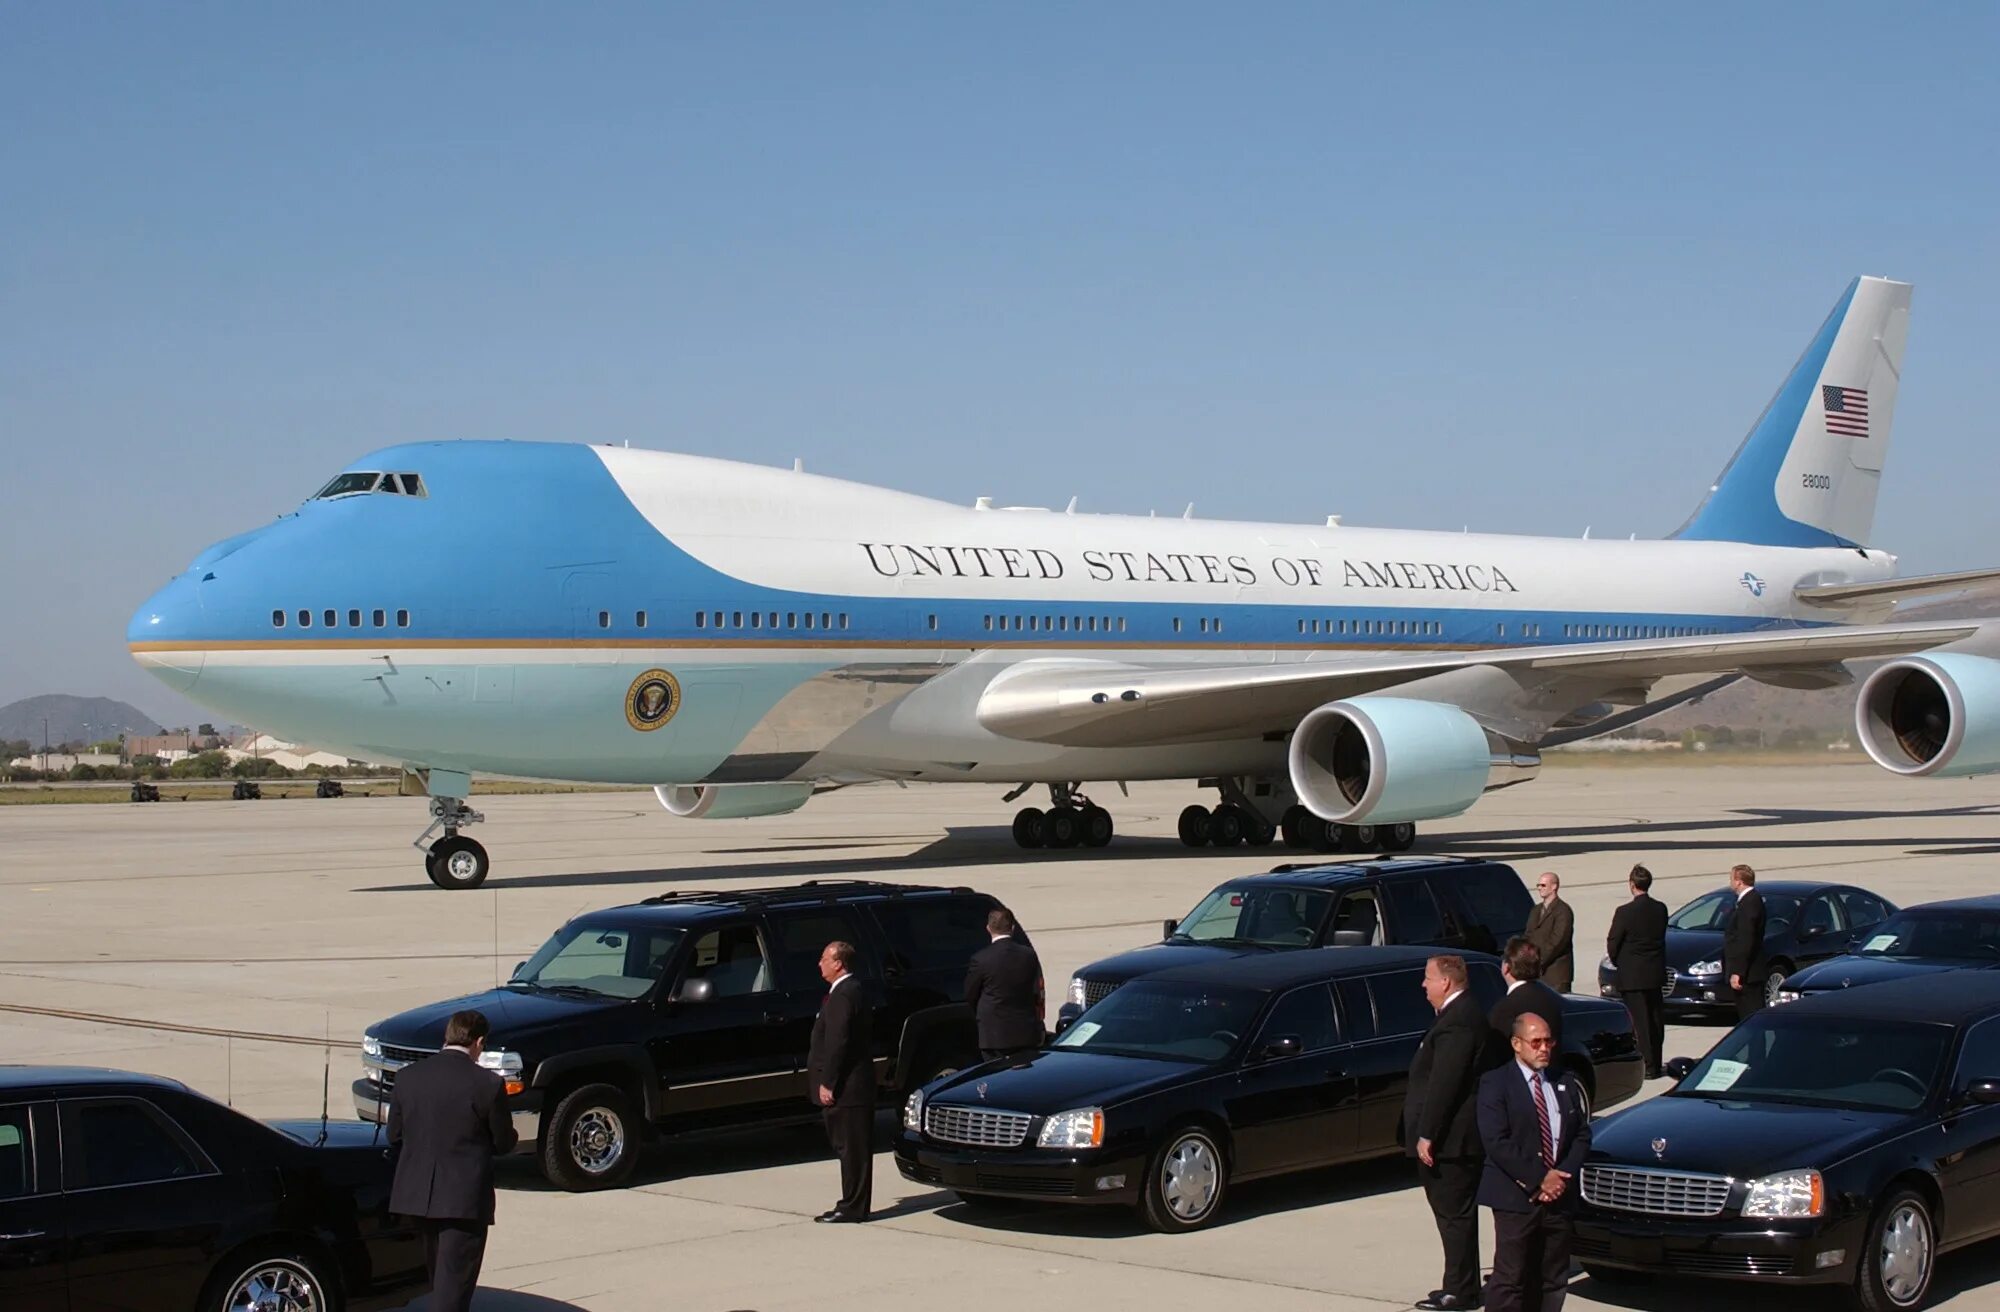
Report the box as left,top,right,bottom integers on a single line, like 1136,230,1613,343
387,1009,518,1312
1724,863,1770,1020
1406,954,1498,1311
1489,938,1564,1050
965,906,1045,1061
1607,864,1670,1078
1523,872,1575,993
1477,1012,1590,1312
808,939,876,1222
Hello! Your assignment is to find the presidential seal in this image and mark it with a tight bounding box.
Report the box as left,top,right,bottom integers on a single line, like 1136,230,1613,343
624,669,681,732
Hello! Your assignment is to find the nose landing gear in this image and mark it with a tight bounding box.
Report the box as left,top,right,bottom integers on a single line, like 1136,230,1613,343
417,795,490,889
1010,783,1115,850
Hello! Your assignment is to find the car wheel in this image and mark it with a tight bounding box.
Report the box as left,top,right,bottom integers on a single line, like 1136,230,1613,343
208,1250,333,1312
1764,967,1792,1008
1139,1125,1228,1232
543,1082,639,1190
1857,1188,1935,1311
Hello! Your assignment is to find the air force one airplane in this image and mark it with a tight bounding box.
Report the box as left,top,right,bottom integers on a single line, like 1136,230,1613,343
131,276,2000,888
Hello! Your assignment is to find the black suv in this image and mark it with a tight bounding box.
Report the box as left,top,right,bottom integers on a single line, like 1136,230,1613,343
1059,856,1533,1027
354,881,1021,1190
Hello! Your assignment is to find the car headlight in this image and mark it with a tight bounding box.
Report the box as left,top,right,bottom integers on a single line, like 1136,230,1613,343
1690,959,1722,976
361,1032,383,1060
1741,1169,1824,1218
477,1048,526,1096
1068,976,1088,1008
1037,1106,1105,1149
904,1088,925,1132
1773,990,1803,1006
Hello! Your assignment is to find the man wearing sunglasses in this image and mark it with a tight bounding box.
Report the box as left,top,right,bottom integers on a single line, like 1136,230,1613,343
1476,1012,1590,1312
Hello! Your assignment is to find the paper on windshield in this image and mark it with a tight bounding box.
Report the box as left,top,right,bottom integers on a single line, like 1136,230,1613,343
1061,1021,1102,1045
1693,1058,1747,1092
1863,934,1898,953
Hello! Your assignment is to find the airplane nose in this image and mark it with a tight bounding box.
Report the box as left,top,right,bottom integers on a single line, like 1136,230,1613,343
128,574,205,693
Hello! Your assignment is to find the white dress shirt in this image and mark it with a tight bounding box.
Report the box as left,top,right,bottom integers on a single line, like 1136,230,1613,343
1517,1058,1563,1148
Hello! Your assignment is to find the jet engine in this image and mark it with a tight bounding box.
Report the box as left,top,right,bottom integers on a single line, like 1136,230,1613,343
1855,654,2000,778
1287,697,1539,824
654,783,815,819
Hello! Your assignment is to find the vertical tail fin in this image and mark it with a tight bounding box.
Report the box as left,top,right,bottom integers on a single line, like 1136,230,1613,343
1676,276,1911,547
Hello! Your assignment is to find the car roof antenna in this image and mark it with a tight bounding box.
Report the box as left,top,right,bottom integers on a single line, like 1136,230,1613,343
316,1011,332,1148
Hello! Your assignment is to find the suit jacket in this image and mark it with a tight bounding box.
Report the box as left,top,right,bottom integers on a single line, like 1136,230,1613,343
1404,990,1497,1160
1723,888,1769,985
387,1048,518,1223
807,977,877,1108
1524,897,1576,992
1607,895,1669,991
1489,980,1565,1051
965,937,1044,1051
1476,1061,1590,1213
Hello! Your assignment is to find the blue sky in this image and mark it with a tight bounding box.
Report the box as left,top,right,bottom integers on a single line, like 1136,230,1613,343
4,4,1996,728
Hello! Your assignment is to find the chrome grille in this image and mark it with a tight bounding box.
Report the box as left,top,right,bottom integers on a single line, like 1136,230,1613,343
924,1103,1034,1148
365,1042,436,1092
1082,979,1120,1010
1582,1165,1732,1217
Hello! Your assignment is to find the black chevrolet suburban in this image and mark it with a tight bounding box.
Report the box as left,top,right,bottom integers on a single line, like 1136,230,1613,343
354,881,1024,1189
1059,856,1534,1027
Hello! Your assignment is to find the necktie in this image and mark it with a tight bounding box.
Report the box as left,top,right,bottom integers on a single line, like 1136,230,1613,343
1531,1071,1555,1167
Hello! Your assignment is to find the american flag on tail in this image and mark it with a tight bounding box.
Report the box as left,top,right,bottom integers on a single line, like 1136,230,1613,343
1822,384,1869,438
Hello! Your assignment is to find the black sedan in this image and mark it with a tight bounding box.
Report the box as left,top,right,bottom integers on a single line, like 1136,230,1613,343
1775,896,2000,1004
896,946,1642,1232
1596,880,1896,1016
0,1066,425,1312
1574,973,2000,1310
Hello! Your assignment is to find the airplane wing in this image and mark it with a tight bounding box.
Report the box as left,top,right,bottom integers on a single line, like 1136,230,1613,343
974,620,1983,748
1795,566,2000,609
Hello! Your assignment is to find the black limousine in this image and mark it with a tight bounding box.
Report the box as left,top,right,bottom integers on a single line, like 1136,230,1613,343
898,946,1641,1232
1776,896,2000,1004
1575,973,2000,1311
0,1066,424,1312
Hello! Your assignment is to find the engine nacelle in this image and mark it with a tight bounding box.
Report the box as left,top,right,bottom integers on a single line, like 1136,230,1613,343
1856,653,2000,778
654,783,814,819
1288,697,1538,824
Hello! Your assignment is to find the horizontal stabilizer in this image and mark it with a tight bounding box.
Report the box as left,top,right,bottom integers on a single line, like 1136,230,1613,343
1795,566,2000,608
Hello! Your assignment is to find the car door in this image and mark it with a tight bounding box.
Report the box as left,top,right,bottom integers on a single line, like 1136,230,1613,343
871,895,1000,1068
1793,892,1850,965
0,1101,65,1312
1937,1017,2000,1246
1439,866,1533,957
652,918,801,1123
1347,968,1434,1153
1379,878,1455,947
60,1095,238,1312
765,906,892,1094
1225,984,1357,1176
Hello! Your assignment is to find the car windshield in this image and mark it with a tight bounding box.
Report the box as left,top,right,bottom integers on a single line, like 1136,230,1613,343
1053,981,1264,1062
510,920,683,999
1668,890,1799,932
1856,910,2000,961
1175,886,1332,948
1672,1014,1950,1112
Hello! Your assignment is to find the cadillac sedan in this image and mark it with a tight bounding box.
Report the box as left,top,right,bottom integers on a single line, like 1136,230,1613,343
1776,896,2000,1004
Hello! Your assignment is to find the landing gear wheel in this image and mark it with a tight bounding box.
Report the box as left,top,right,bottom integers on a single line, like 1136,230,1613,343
1177,805,1212,848
1245,816,1276,847
1347,823,1380,852
1080,806,1115,848
1280,805,1311,849
1381,822,1417,852
1139,1125,1229,1232
1311,816,1342,853
426,835,490,890
1043,806,1081,849
543,1082,639,1191
1855,1188,1934,1312
1208,804,1246,846
1012,807,1046,849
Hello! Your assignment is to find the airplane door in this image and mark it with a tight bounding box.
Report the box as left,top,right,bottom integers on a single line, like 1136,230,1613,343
563,571,615,666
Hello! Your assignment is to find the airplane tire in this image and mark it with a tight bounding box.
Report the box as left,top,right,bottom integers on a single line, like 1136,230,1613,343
1279,805,1311,849
1043,806,1082,849
1209,805,1246,846
1382,822,1418,852
1012,807,1046,848
1245,816,1276,847
1311,817,1342,853
1080,806,1115,848
1346,824,1380,852
1177,805,1212,848
427,836,490,890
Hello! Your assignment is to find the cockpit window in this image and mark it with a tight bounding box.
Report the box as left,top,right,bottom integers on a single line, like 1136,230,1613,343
313,471,427,500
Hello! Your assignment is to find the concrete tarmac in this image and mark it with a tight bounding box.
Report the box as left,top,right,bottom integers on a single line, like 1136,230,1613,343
6,761,2000,1310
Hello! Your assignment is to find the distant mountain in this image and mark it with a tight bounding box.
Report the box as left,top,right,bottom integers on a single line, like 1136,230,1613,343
0,695,163,746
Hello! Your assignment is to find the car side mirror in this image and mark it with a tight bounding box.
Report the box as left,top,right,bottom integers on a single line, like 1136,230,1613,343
1330,929,1369,947
512,961,526,978
1054,1014,1075,1036
1162,918,1179,940
1963,1078,2000,1106
1799,925,1825,941
674,978,715,1004
1256,1035,1302,1062
1662,1056,1697,1082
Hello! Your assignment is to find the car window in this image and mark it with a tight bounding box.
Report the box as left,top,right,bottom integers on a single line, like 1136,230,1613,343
1336,978,1377,1041
1837,891,1891,931
62,1098,208,1190
512,920,684,1000
0,1104,31,1199
1669,889,1735,931
1329,891,1383,945
1674,1015,1948,1113
1799,895,1843,939
1255,984,1339,1052
1177,886,1332,947
768,908,870,990
680,922,774,997
1450,868,1532,948
1369,968,1436,1037
1465,961,1505,1010
1858,910,2000,960
872,897,993,973
1383,880,1447,944
1956,1018,2000,1086
1052,982,1262,1063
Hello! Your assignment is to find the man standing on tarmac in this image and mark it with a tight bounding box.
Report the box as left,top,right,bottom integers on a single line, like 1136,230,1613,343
809,940,876,1223
965,907,1045,1061
388,1009,518,1312
1724,863,1770,1019
1523,872,1575,994
1407,954,1496,1312
1608,865,1670,1079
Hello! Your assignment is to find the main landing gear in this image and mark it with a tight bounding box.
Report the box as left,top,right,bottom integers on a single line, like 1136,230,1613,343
1011,783,1116,851
1258,805,1418,855
417,795,490,890
1175,802,1277,848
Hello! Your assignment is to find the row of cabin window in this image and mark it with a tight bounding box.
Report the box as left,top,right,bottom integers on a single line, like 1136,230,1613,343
688,611,851,631
975,614,1129,634
1564,622,1717,639
1298,618,1445,637
273,608,410,629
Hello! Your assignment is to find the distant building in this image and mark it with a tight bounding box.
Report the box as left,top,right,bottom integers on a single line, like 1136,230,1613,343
125,734,196,761
7,753,121,772
227,733,357,772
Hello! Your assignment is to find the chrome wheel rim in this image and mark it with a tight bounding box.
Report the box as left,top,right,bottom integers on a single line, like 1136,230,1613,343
445,849,481,880
1765,972,1788,1006
570,1106,625,1174
1160,1135,1219,1220
1880,1201,1931,1304
225,1261,321,1312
